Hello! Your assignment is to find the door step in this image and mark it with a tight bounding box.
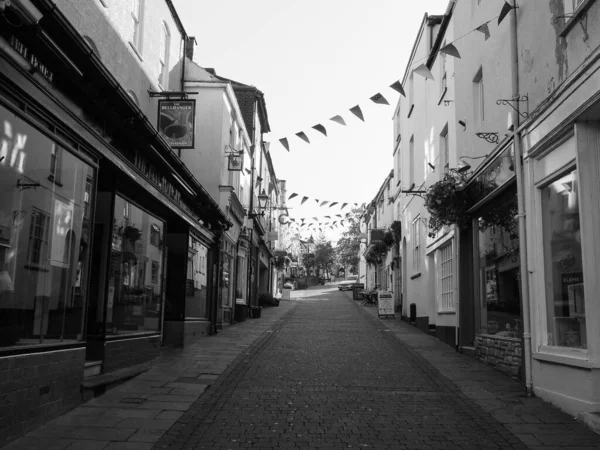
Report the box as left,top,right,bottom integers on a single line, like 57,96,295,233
84,360,102,378
81,363,150,401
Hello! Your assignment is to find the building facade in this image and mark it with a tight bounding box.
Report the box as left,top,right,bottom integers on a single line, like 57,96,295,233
0,0,230,444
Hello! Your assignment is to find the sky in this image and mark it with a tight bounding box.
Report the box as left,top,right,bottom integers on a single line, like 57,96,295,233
174,0,450,243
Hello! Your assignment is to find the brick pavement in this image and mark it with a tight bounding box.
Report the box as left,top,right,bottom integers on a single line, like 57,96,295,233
1,300,296,450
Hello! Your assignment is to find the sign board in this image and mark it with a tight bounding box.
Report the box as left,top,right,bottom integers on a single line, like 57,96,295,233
228,153,243,171
157,100,196,148
377,290,395,318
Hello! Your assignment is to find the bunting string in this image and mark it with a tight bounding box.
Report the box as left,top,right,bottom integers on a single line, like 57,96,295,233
263,8,505,153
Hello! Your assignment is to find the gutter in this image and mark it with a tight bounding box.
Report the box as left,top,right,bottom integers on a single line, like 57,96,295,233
36,0,231,230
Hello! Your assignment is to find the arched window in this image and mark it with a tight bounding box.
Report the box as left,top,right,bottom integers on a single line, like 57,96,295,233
159,22,170,88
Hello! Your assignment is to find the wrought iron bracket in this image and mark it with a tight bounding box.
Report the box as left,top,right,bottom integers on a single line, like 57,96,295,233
443,100,453,106
17,179,40,191
553,11,588,40
475,132,499,144
496,95,529,119
147,90,198,99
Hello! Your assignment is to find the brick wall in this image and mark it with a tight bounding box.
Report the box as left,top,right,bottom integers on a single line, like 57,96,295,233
475,335,522,379
103,335,160,373
0,347,85,447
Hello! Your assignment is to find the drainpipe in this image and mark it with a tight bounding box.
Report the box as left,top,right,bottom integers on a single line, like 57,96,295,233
510,0,533,396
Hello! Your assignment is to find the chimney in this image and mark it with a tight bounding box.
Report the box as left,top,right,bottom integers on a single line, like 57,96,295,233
185,36,195,60
205,68,216,75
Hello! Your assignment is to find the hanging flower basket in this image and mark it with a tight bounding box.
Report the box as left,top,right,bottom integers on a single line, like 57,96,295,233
382,230,395,249
391,220,402,242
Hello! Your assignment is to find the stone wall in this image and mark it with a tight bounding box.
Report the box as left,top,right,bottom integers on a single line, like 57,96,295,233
0,347,85,447
475,334,522,379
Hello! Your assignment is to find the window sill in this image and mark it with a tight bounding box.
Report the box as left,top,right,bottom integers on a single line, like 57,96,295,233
105,331,160,341
48,175,63,187
410,272,421,280
128,42,144,62
559,0,595,38
407,104,415,118
534,346,591,369
0,340,84,357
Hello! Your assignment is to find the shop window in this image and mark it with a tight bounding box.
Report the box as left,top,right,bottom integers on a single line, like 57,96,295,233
477,194,521,337
185,236,208,319
49,143,62,184
0,105,95,347
541,169,585,349
236,254,247,304
106,196,164,335
221,240,234,309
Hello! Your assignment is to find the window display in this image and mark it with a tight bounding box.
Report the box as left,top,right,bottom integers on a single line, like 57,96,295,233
542,169,586,349
185,236,208,318
221,239,234,308
106,196,164,335
477,195,522,337
0,105,94,347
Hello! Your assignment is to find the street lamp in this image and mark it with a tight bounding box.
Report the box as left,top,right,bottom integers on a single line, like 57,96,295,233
250,189,269,217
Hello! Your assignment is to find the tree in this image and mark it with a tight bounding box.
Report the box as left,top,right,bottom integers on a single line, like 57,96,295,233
336,208,362,273
301,252,316,276
314,241,335,276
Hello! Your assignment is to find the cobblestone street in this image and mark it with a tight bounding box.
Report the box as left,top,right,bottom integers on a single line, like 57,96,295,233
154,287,600,450
5,286,600,450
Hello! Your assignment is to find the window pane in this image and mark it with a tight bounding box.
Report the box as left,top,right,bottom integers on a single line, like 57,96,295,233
185,236,208,318
106,196,163,335
477,195,521,337
0,106,94,347
542,169,585,348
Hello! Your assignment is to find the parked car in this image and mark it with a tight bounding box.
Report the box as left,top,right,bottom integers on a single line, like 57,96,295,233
338,275,359,291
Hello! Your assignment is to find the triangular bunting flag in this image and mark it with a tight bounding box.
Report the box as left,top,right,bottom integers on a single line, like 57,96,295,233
264,141,270,152
288,193,298,200
301,196,309,205
245,168,251,174
320,201,329,207
315,199,319,203
295,131,310,144
330,115,346,126
312,217,318,221
413,64,434,80
370,93,390,105
498,1,515,25
312,124,327,136
389,80,406,97
325,216,331,219
279,138,290,151
476,22,491,40
349,105,365,122
329,202,338,208
268,182,275,194
301,218,305,222
336,214,342,218
341,203,348,210
440,43,461,59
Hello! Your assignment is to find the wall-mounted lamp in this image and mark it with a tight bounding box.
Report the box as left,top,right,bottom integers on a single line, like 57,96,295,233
458,120,467,131
249,189,269,217
455,155,488,174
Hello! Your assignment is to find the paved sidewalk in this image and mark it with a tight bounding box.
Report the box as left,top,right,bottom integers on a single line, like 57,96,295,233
358,300,600,448
1,300,297,450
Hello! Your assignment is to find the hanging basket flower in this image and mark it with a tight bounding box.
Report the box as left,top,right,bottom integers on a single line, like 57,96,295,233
391,220,402,242
382,230,395,249
424,172,479,237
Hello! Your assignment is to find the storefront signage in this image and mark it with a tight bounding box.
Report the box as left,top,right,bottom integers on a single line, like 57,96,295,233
134,151,182,205
157,100,195,149
9,35,54,83
228,153,243,171
377,291,395,318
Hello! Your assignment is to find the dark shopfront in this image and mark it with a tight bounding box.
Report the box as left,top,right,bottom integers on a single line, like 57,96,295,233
0,5,229,444
458,145,524,380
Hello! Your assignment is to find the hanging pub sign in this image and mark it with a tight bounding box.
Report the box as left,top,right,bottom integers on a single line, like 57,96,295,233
157,99,196,148
228,153,243,171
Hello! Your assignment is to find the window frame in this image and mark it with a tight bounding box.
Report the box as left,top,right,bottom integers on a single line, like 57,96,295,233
438,240,454,312
130,0,144,59
158,22,170,89
412,216,421,273
473,67,484,124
